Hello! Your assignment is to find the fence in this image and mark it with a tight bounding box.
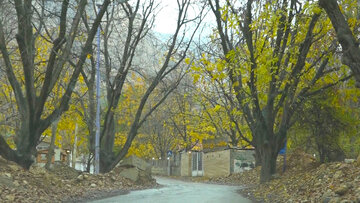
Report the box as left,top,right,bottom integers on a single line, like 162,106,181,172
149,152,181,176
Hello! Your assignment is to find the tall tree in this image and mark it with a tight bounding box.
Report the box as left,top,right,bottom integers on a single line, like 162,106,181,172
206,0,351,182
99,0,204,172
0,0,111,169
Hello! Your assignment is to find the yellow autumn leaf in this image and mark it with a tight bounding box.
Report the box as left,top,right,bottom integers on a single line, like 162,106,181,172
193,74,200,84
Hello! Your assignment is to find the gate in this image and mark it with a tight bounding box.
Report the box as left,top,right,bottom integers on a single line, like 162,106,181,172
191,152,203,176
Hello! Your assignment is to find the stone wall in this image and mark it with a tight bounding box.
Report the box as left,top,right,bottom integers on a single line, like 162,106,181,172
203,150,230,177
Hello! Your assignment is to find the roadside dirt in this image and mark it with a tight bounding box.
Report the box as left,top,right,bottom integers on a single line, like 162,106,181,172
0,156,158,202
218,151,360,202
173,150,360,202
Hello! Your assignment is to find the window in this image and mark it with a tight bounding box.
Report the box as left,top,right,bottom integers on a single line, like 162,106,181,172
40,154,47,161
198,153,202,171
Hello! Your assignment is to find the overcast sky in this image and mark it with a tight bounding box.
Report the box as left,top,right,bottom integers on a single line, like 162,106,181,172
153,0,214,36
153,1,178,34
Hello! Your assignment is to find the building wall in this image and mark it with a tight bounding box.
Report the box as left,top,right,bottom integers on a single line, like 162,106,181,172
54,149,61,161
180,152,191,176
36,149,68,167
203,150,230,177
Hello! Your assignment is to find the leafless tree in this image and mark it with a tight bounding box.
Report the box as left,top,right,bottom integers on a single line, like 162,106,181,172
0,0,111,169
98,0,205,172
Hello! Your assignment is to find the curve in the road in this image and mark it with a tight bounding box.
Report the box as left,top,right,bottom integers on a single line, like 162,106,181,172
90,176,252,203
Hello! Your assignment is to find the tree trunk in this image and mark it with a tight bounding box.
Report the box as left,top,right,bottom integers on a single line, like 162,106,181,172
87,74,96,158
100,122,139,173
45,120,59,170
86,153,93,173
0,135,33,169
99,111,116,172
99,153,113,173
319,147,325,163
254,121,286,183
254,147,262,167
5,120,42,169
259,145,278,183
160,150,166,160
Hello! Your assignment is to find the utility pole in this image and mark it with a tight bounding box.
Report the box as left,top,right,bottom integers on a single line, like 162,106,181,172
72,123,78,169
95,3,101,174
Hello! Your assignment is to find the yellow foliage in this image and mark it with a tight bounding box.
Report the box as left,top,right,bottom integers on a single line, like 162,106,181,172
114,133,156,159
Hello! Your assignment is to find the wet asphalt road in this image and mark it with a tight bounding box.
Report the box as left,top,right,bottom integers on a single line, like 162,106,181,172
90,176,252,203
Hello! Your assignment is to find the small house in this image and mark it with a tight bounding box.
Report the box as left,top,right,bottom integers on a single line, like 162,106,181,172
179,147,255,177
203,147,255,177
35,141,69,166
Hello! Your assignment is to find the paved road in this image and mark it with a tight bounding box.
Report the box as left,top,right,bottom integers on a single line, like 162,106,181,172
91,176,252,203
